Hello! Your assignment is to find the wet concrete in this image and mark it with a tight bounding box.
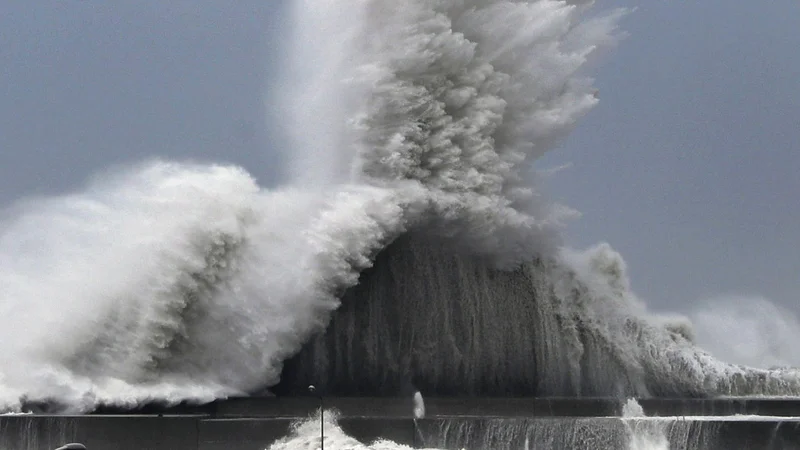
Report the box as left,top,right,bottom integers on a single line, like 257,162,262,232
5,398,800,449
0,416,200,450
420,417,800,450
636,397,800,417
87,396,800,418
3,415,800,450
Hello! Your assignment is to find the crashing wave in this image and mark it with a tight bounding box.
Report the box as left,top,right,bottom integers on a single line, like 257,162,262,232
1,0,798,412
276,235,800,397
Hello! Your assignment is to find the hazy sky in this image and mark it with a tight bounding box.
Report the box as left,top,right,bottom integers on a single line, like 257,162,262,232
542,1,800,313
1,1,798,317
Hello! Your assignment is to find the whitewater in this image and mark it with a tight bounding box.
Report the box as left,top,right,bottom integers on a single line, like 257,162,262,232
263,400,728,450
1,0,799,424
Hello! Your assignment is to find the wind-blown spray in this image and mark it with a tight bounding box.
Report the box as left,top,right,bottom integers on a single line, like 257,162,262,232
0,162,422,410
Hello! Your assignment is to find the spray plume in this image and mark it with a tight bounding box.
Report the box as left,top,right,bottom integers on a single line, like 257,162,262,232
1,0,798,413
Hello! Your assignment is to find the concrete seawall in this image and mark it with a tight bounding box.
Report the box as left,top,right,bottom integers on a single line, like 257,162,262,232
4,398,800,450
3,415,800,450
83,396,800,418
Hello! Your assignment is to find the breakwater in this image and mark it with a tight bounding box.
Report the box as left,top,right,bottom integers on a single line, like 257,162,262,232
4,397,800,450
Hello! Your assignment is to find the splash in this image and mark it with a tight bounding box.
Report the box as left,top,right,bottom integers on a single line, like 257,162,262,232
277,236,800,397
0,162,421,411
1,0,798,413
277,0,627,266
622,399,668,450
267,411,433,450
691,296,800,370
0,0,626,411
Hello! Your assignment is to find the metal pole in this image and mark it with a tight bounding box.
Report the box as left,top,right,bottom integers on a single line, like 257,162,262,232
320,392,324,450
413,418,417,449
309,385,323,450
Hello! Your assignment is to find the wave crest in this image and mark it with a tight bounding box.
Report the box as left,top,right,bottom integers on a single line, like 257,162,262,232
2,0,799,412
0,162,420,410
279,0,626,265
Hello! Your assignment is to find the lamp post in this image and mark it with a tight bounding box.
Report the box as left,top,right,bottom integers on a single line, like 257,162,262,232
308,385,323,450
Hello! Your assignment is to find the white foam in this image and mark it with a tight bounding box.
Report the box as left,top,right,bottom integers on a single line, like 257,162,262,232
0,0,625,411
2,0,798,413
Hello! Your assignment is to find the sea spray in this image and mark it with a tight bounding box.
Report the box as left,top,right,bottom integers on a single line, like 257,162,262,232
268,413,624,450
414,392,426,419
0,0,628,411
277,235,800,397
621,398,721,450
1,0,800,413
691,296,800,369
0,163,425,411
622,399,668,450
278,0,629,267
267,411,438,450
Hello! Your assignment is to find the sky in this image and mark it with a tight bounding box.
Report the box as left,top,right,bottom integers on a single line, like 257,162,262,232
1,0,798,319
542,1,800,314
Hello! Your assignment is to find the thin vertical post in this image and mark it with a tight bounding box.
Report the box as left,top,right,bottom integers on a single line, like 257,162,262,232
413,418,417,448
309,385,323,450
320,392,324,450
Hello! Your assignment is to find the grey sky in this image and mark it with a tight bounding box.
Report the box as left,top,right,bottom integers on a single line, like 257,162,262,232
0,0,287,203
542,1,800,313
1,1,798,316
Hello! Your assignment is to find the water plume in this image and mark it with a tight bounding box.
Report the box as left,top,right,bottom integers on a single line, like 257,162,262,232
2,0,798,414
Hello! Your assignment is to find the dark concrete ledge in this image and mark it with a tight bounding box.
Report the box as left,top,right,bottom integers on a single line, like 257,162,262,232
83,396,800,418
3,415,800,450
419,417,800,450
0,416,200,450
636,398,800,417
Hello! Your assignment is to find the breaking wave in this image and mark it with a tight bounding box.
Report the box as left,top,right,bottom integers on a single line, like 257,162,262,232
1,0,799,412
691,296,800,370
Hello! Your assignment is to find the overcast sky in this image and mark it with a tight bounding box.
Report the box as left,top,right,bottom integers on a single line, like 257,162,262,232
542,1,800,314
1,1,798,317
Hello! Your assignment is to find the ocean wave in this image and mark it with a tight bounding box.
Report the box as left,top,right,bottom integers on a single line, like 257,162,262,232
1,0,798,413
